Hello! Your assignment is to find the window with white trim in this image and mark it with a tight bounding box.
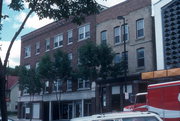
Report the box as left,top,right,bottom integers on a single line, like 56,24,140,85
24,45,31,58
45,38,50,51
54,34,63,48
78,24,90,40
114,26,121,44
78,79,90,89
67,80,72,91
67,30,73,44
114,53,121,64
25,65,30,70
68,53,73,61
53,79,62,92
137,48,145,67
35,42,40,54
136,19,144,38
45,81,49,93
101,30,107,44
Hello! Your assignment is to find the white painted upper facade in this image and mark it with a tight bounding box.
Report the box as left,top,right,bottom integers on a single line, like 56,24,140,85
152,0,173,70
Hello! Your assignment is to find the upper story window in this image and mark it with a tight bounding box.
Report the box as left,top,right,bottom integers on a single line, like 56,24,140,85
67,30,73,44
136,19,144,38
24,45,31,58
45,81,49,93
54,34,63,48
78,24,90,40
114,53,121,64
67,80,72,91
122,24,129,41
53,79,62,92
35,62,39,69
45,38,50,51
68,53,73,61
114,27,121,44
35,42,40,55
101,30,107,44
137,48,145,67
78,79,90,89
25,64,31,70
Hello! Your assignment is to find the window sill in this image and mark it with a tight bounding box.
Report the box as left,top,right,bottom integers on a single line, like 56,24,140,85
67,42,73,45
78,37,90,42
114,40,129,47
136,36,145,41
136,66,145,71
77,88,90,91
53,46,63,50
24,56,31,59
45,49,50,52
66,89,72,92
35,53,40,56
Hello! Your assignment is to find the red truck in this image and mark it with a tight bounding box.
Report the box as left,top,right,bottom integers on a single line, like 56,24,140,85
124,80,180,121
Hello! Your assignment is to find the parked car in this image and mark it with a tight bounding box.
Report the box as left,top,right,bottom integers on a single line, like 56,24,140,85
70,112,162,121
0,117,14,121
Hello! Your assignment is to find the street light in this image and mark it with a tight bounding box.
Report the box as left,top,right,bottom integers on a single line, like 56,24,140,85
117,16,127,97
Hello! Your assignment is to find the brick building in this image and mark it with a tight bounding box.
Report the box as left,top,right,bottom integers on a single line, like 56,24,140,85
18,15,97,121
18,0,157,120
95,0,155,113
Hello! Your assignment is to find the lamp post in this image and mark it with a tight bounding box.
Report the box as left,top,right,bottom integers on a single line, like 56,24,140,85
117,16,127,97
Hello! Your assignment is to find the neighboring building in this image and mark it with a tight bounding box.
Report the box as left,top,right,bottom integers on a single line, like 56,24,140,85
19,15,97,121
95,0,155,113
152,0,180,70
6,76,19,113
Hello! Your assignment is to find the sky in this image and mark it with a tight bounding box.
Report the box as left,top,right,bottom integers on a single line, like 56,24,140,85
0,0,159,68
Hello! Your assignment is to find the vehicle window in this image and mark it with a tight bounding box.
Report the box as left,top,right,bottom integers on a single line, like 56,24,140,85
122,117,159,121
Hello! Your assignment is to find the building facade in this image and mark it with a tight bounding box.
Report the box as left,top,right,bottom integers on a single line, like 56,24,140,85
153,0,180,70
95,0,155,113
19,15,97,121
19,0,157,120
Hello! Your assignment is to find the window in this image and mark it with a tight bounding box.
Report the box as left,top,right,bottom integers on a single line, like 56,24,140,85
101,30,107,44
24,45,31,58
35,62,39,69
67,80,72,91
67,30,73,44
102,87,106,107
45,81,49,93
78,24,90,40
136,19,144,38
78,79,90,89
35,42,40,54
68,53,73,61
137,48,145,67
114,27,121,44
54,34,63,48
45,38,50,51
122,24,129,41
114,53,121,64
53,79,62,92
25,65,30,70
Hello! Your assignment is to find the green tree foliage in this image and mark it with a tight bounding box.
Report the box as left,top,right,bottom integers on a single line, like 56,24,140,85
38,54,55,81
98,43,114,79
54,50,72,80
18,66,42,95
78,41,99,80
78,41,123,81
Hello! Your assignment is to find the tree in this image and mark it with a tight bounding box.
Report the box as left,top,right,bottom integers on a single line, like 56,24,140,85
53,50,72,119
78,41,99,81
18,66,42,120
0,1,100,120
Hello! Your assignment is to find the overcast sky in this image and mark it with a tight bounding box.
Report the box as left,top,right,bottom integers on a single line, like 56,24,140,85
0,0,159,68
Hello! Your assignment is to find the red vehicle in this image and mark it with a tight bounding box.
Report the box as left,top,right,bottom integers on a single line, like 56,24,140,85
124,81,180,121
